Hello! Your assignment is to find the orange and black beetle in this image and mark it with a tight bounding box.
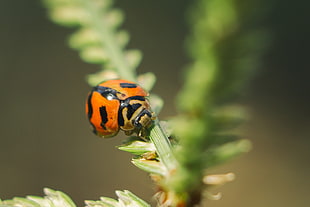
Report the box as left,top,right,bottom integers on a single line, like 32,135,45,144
86,79,154,138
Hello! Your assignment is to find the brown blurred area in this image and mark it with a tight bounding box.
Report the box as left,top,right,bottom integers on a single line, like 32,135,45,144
0,0,309,206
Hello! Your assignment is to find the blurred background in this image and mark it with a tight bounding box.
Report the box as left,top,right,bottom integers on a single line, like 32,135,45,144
0,0,309,206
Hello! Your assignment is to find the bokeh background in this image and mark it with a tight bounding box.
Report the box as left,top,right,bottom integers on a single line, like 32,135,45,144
0,0,309,206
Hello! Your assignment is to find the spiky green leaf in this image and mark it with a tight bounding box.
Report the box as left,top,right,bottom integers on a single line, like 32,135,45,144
132,159,166,176
118,141,155,155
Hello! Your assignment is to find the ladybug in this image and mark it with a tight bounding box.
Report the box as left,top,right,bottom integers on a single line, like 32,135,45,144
86,79,154,138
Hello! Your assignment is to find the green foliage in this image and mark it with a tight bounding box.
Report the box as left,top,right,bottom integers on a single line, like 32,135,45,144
166,0,265,205
1,0,267,206
0,188,76,207
43,0,174,206
85,190,150,207
0,188,149,207
118,140,156,156
43,0,143,84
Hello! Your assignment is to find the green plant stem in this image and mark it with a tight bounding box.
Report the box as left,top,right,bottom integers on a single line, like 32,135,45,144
149,121,177,173
81,0,136,81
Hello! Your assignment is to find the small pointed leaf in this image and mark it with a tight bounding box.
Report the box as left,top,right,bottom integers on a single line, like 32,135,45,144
87,70,119,86
44,188,76,207
118,141,155,155
204,139,252,167
49,7,90,26
69,28,101,49
104,9,124,29
10,197,39,207
27,196,53,207
137,73,156,92
0,189,76,207
80,47,108,64
100,197,120,206
212,105,248,131
115,190,150,207
125,50,143,71
85,198,119,207
115,30,130,49
132,159,166,176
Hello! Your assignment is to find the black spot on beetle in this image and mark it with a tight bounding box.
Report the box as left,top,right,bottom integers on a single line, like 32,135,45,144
94,86,118,100
127,96,145,101
87,92,98,134
118,109,125,127
99,106,108,129
87,92,94,120
120,82,137,88
126,103,142,120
